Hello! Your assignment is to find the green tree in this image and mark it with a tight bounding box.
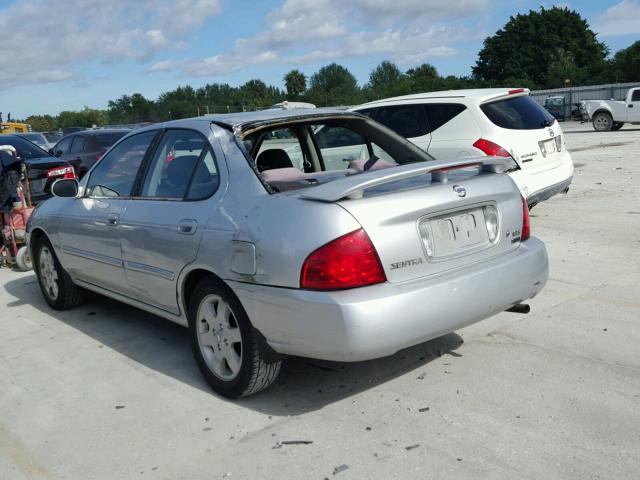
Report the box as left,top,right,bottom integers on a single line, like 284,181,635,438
547,48,580,88
25,114,56,132
308,63,361,106
406,63,438,79
284,70,306,98
473,7,608,88
611,41,640,83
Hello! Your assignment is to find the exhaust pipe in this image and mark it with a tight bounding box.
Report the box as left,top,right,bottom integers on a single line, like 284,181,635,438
506,303,530,314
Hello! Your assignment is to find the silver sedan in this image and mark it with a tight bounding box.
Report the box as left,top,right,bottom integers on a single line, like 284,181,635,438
27,109,548,398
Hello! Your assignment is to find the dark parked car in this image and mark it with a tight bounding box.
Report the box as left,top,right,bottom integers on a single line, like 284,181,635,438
51,129,129,177
0,135,75,204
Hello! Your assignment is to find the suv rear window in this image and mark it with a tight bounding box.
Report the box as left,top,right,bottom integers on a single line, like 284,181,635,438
480,96,555,130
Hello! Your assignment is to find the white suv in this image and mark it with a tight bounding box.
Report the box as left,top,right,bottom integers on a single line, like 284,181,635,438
351,88,574,208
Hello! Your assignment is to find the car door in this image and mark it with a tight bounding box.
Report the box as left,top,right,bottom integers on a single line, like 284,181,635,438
628,89,640,122
66,135,90,176
120,128,223,315
57,131,158,294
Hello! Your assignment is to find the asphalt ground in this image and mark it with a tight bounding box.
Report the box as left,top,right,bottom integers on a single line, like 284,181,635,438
1,121,639,479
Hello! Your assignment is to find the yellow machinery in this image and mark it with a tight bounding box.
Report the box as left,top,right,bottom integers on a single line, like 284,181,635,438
0,122,30,134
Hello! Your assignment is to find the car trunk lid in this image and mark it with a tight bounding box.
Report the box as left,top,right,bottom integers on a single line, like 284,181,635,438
300,158,526,283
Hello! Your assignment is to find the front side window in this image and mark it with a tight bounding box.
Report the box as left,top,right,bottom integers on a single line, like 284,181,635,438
54,136,73,155
374,105,427,138
631,90,640,102
480,95,555,130
86,131,156,198
70,136,87,153
140,129,217,199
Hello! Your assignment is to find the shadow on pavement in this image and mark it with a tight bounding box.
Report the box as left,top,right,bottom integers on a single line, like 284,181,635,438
4,274,463,416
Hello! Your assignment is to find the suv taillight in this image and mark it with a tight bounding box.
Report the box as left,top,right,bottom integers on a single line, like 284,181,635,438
47,165,75,179
301,228,386,290
521,196,530,241
473,138,511,158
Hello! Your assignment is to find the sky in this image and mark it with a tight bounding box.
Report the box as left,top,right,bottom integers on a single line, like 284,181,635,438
0,0,638,119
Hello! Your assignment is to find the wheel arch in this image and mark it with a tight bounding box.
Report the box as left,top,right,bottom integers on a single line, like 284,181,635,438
179,267,227,317
592,108,613,119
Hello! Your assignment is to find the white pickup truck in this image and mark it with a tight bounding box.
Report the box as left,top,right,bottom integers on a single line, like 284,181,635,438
580,87,640,131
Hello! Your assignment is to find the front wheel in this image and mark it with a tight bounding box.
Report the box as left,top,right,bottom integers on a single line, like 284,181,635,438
34,237,85,310
593,112,613,131
188,277,281,398
612,122,624,131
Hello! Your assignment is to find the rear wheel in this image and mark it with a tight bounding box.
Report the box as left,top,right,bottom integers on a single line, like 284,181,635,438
34,237,85,310
612,122,624,131
188,277,281,398
593,112,613,131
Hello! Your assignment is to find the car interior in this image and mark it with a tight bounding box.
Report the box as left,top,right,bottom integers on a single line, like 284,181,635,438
240,117,430,192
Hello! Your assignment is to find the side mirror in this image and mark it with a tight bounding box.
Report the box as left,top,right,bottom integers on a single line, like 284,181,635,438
51,178,79,198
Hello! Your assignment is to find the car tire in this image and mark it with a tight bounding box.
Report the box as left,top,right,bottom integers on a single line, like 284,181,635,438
612,122,624,131
188,277,281,398
15,246,32,271
34,237,85,310
593,112,613,131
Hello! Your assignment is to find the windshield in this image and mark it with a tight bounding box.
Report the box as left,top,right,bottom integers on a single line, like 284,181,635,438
0,136,50,159
481,95,556,130
18,133,48,146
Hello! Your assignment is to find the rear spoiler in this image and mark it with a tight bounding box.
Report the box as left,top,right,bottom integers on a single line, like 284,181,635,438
300,156,515,202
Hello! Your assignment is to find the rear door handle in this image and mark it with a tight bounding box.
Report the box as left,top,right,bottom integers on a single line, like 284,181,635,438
177,219,198,235
106,213,120,226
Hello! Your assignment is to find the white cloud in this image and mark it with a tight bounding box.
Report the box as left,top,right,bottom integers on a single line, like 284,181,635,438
0,0,221,87
593,0,640,36
151,0,482,78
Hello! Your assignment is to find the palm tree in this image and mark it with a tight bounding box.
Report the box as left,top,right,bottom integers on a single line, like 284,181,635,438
284,70,306,98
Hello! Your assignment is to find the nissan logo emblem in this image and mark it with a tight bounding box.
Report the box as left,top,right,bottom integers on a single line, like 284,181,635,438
453,185,466,197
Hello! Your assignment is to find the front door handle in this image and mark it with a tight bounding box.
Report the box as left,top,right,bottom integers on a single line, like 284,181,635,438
177,219,198,235
106,213,120,226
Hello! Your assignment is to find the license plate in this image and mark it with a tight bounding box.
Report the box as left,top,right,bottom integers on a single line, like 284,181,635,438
539,138,556,156
28,178,46,193
428,209,488,258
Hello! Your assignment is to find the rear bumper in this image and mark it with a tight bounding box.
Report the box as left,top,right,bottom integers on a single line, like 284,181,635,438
230,237,548,362
509,149,574,207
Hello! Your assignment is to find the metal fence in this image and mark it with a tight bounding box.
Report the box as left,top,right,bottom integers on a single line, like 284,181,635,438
530,82,640,119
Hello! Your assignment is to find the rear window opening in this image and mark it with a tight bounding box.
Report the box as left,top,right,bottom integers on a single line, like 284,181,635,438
480,95,555,130
239,117,433,193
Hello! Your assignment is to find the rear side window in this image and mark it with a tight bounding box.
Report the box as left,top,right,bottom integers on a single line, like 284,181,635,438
632,90,640,102
374,105,428,138
424,104,466,132
480,96,555,130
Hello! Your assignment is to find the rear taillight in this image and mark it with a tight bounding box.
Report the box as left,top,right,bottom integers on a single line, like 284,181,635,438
47,166,75,179
301,228,386,290
508,88,525,95
473,138,511,158
521,196,530,241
